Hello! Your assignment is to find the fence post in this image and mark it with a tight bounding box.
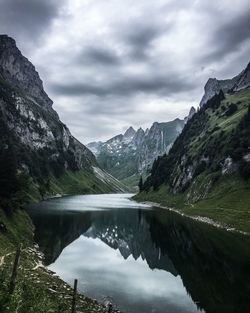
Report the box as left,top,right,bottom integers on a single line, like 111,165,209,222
71,279,78,313
9,244,22,294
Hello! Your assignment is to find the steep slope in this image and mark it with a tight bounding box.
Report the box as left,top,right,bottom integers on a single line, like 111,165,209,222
0,35,124,202
137,62,250,232
88,118,185,186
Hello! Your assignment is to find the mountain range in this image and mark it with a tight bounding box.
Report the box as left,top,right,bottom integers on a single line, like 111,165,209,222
137,61,250,232
87,114,196,187
0,35,125,203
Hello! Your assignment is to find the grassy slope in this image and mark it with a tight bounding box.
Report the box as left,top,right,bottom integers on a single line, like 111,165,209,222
188,89,250,159
25,168,125,203
134,174,250,233
120,174,140,192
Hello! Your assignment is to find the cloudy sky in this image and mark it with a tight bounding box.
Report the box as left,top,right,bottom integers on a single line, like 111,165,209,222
0,0,250,143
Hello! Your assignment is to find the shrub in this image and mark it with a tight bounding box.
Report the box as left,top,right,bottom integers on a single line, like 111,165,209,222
225,103,237,116
239,160,250,180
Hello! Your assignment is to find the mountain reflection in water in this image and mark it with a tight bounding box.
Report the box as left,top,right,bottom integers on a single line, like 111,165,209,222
27,194,250,313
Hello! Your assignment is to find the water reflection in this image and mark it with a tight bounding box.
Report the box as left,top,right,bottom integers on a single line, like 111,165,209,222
27,194,250,313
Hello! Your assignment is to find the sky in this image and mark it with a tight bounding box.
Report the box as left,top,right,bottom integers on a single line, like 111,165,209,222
0,0,250,144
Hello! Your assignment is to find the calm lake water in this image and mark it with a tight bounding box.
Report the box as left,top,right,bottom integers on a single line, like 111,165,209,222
27,194,250,313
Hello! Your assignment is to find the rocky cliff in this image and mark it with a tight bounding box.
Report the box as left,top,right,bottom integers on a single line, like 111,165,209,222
200,62,250,107
0,35,124,200
88,118,185,185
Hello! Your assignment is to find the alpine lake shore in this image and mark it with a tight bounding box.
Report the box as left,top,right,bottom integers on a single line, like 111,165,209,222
134,174,250,235
0,198,122,313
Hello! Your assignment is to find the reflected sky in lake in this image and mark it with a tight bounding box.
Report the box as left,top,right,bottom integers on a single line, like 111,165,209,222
49,235,200,313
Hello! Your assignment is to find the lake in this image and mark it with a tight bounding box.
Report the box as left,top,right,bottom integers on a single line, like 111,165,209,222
27,194,250,313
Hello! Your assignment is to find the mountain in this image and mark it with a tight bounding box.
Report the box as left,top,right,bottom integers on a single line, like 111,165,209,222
0,35,124,203
87,118,185,187
200,62,250,107
184,106,196,122
138,62,250,232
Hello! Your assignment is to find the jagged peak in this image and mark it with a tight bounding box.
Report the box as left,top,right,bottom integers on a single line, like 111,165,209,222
137,127,144,133
200,61,250,107
184,106,196,123
0,34,16,47
124,126,136,138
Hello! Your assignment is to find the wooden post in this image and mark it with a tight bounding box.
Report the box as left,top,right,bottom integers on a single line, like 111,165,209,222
9,244,22,294
107,302,112,313
71,279,78,313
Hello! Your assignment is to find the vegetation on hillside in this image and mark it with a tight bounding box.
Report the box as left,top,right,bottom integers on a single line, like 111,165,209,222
142,89,250,192
137,89,250,231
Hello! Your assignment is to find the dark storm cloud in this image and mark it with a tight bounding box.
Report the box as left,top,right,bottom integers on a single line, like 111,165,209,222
1,0,250,142
0,0,63,45
52,83,107,97
121,21,168,60
50,74,195,98
78,47,120,66
201,9,250,62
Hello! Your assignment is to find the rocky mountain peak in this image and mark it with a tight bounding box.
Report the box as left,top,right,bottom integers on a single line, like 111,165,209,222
0,34,54,112
124,126,136,138
185,106,196,123
233,61,250,91
199,61,250,107
133,127,145,146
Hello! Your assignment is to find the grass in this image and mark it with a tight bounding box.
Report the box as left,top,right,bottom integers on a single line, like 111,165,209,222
49,169,116,195
188,89,250,158
134,175,250,233
23,168,124,203
120,174,141,192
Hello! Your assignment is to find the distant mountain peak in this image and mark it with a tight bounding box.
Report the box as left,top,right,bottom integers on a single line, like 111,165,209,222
124,126,136,138
88,118,185,185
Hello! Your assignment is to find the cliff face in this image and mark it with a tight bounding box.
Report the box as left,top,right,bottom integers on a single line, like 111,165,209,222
200,62,250,107
142,61,250,202
0,35,123,199
88,118,185,182
0,35,54,112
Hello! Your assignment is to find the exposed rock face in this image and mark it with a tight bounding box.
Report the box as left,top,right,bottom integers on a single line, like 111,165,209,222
184,106,196,123
0,35,54,113
143,61,250,200
200,62,250,107
87,118,185,181
233,62,250,91
0,35,95,170
0,35,122,196
200,78,236,107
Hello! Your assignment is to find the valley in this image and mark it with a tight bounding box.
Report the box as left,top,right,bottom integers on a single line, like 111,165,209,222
0,18,250,313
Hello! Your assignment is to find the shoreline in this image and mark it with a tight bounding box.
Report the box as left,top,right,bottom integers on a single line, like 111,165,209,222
0,242,122,313
136,199,250,236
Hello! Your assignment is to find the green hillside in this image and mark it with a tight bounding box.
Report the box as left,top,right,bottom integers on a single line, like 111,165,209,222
136,89,250,232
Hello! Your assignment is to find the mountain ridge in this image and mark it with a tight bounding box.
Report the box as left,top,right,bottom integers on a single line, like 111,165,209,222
200,62,250,107
0,34,124,201
87,117,186,186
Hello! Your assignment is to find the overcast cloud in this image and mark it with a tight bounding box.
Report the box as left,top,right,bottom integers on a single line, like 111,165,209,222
0,0,250,143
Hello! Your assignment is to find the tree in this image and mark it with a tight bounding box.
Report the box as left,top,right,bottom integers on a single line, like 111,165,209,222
0,116,20,199
138,176,143,192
